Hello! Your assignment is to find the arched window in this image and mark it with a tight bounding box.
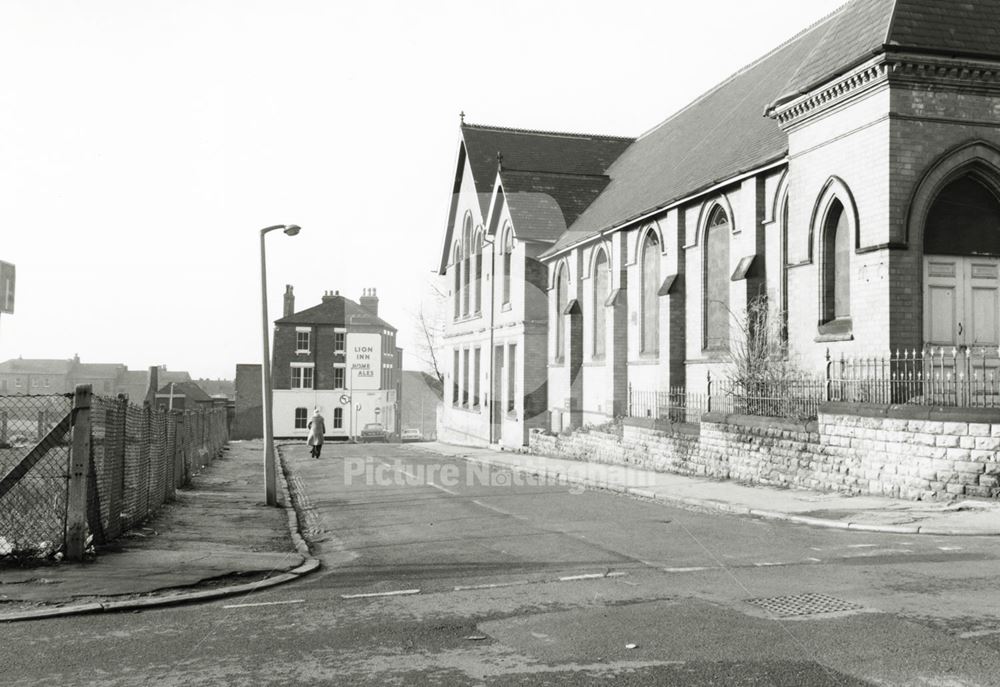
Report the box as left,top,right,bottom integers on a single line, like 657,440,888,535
452,243,462,320
502,227,514,305
821,199,851,323
780,195,789,343
555,263,568,362
462,216,472,317
704,207,730,351
925,176,1000,256
640,231,660,355
473,230,483,314
593,248,609,360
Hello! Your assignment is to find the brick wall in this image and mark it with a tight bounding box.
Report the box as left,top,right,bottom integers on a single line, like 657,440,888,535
530,406,1000,502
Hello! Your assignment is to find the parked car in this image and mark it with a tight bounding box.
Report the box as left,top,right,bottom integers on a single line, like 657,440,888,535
360,423,387,443
400,428,423,442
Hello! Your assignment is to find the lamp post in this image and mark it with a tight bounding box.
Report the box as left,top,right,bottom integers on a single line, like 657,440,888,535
260,223,300,507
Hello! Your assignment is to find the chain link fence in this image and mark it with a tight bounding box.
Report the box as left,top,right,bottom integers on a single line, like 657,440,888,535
0,395,73,558
1,388,229,562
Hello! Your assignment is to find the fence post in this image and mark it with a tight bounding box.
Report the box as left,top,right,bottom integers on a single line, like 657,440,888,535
0,410,6,443
706,370,713,414
824,348,832,402
65,384,92,562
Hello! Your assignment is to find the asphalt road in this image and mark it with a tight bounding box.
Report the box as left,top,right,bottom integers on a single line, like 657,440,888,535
5,441,1000,686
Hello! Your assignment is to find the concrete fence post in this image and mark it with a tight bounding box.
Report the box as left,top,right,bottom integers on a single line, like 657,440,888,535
65,384,92,561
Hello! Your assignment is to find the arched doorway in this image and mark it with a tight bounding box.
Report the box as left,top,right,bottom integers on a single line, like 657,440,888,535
923,175,1000,350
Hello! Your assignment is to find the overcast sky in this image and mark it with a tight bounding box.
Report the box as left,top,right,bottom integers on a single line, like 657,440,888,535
0,0,845,380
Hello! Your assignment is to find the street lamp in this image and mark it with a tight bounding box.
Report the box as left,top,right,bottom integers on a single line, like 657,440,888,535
260,223,300,506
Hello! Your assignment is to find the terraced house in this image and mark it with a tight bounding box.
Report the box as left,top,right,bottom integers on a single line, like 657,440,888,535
438,0,1000,446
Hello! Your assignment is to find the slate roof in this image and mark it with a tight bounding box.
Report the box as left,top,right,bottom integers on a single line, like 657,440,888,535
275,294,395,331
542,0,1000,257
460,124,633,241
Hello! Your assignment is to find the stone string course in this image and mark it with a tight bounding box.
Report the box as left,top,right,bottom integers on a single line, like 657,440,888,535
529,411,1000,502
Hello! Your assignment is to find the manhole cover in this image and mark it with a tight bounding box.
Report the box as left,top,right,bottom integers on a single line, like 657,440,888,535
747,593,863,617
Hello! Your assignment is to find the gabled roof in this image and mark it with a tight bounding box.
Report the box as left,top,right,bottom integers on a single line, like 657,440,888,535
157,380,214,403
461,124,632,218
543,0,1000,257
275,294,395,331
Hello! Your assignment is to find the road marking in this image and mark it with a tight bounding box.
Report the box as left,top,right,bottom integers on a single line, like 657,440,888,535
340,589,421,599
938,546,963,551
428,481,458,496
847,544,877,548
223,599,305,609
453,581,530,591
662,566,716,573
753,561,792,567
805,557,822,562
558,572,627,581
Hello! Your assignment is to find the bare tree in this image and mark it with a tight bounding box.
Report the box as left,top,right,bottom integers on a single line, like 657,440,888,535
411,278,448,385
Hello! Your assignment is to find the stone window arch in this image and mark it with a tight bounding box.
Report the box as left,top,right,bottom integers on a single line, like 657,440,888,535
810,177,859,336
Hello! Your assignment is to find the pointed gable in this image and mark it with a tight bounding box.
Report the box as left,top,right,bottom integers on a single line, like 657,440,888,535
462,124,632,242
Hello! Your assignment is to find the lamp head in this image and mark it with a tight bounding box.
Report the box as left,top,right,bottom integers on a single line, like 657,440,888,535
283,225,301,236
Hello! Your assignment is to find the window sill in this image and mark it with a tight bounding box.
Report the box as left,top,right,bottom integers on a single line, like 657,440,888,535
816,318,853,342
295,350,310,355
501,303,512,312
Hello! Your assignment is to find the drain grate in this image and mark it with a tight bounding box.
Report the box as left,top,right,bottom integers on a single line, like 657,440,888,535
747,593,863,618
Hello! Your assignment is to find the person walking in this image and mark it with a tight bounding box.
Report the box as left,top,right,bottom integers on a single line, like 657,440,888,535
307,408,326,459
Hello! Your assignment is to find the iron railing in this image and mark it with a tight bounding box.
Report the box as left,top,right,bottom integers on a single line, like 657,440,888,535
627,346,1000,423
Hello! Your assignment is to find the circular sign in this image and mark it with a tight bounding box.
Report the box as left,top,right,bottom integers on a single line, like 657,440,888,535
374,407,381,415
340,394,350,405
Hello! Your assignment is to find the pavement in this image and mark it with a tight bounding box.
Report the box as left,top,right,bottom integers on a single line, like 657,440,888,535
3,434,996,625
0,440,318,622
402,441,1000,537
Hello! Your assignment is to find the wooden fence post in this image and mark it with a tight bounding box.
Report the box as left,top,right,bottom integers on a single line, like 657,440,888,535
65,384,92,561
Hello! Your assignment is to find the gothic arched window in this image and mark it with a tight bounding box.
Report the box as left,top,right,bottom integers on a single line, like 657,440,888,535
555,263,569,362
704,207,730,351
821,199,851,323
640,231,660,355
593,248,609,360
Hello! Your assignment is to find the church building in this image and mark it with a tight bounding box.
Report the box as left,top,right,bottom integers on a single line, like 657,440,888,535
438,0,1000,444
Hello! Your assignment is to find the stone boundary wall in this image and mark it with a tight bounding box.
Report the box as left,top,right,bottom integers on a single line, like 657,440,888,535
529,404,1000,501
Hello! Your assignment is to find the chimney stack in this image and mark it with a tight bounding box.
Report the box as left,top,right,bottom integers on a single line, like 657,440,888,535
321,290,337,302
283,285,295,317
360,288,379,316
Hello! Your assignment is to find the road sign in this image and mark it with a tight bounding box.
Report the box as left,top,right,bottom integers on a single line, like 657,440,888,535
0,262,14,314
340,394,350,405
374,407,381,416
